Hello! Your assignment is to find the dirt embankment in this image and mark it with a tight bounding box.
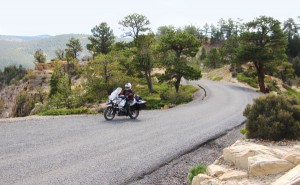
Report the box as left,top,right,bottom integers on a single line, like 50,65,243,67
0,70,52,118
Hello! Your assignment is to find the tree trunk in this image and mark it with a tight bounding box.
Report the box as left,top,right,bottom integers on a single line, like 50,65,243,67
104,63,108,84
145,71,153,93
175,76,182,93
254,62,266,93
67,60,71,90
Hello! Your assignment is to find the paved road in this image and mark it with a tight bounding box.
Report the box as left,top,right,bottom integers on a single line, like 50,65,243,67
0,80,258,185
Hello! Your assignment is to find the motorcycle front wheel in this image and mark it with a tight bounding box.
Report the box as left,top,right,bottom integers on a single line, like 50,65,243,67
104,106,115,121
129,108,139,119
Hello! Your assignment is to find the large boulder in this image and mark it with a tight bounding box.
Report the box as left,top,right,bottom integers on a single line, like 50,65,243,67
223,140,292,170
218,170,248,181
248,154,294,176
271,164,300,185
192,174,212,185
223,141,276,169
206,164,227,177
284,153,300,165
192,174,220,185
192,141,300,185
294,145,300,151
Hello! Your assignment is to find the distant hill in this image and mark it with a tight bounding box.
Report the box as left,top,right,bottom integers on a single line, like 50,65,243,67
0,34,132,70
0,35,51,41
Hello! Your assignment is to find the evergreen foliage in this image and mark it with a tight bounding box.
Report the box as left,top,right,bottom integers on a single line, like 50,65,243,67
65,37,82,60
236,16,287,93
87,22,115,56
204,48,221,68
119,13,150,38
133,34,156,93
34,49,47,63
0,65,27,86
159,28,202,92
244,95,300,141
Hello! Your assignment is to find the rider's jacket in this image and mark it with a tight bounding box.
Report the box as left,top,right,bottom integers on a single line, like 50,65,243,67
120,89,134,101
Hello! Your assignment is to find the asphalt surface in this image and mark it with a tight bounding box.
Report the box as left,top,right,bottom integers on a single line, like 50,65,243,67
0,79,258,185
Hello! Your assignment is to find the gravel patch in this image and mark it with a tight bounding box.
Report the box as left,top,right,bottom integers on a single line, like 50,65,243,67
129,124,244,185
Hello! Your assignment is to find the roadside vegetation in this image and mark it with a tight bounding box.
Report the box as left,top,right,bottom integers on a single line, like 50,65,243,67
243,94,300,141
38,107,94,116
0,65,27,88
1,12,300,185
1,14,300,118
1,13,203,117
188,163,207,183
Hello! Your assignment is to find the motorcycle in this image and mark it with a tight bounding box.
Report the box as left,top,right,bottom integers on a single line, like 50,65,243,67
104,87,147,121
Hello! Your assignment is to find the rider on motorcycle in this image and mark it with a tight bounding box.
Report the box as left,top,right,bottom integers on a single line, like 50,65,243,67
120,83,134,107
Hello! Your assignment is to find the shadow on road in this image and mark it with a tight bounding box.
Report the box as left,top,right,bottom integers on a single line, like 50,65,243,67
102,118,142,124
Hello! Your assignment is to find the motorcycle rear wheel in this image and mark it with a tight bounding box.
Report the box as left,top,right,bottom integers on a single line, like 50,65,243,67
104,107,115,121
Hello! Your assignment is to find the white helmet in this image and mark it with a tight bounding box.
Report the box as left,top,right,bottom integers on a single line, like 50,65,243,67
125,82,132,89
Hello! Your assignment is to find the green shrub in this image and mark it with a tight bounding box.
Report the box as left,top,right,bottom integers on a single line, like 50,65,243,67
160,89,193,105
265,78,279,92
243,69,257,78
240,127,247,135
39,107,94,116
145,99,166,109
212,76,223,81
12,91,35,117
284,87,300,101
237,72,258,88
0,65,27,85
23,69,36,82
135,83,197,110
244,94,300,141
187,164,207,183
30,103,49,115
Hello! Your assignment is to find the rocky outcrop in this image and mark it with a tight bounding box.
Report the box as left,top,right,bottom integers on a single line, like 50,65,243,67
0,70,52,118
192,140,300,185
272,164,300,185
248,154,294,176
206,164,227,177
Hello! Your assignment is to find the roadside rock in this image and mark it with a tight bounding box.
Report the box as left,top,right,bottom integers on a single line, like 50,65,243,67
223,141,276,170
206,164,227,177
272,164,300,185
191,174,212,185
248,154,294,176
192,174,221,185
284,153,300,165
218,170,247,181
192,140,300,185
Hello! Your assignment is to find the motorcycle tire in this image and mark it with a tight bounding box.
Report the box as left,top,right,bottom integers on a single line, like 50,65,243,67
104,106,115,121
129,108,139,119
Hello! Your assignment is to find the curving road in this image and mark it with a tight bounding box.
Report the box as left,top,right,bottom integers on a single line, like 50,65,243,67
0,79,258,185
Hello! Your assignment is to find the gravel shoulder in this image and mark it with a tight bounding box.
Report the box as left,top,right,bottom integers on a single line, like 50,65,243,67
129,124,244,185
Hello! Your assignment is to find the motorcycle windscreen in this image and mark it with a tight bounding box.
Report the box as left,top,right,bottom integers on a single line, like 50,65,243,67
109,87,122,100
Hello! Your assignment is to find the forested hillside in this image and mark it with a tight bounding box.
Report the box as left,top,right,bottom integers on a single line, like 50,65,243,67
0,34,132,69
0,34,91,69
1,13,300,118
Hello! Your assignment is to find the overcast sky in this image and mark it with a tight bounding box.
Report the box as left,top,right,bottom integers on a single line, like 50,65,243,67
0,0,299,37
